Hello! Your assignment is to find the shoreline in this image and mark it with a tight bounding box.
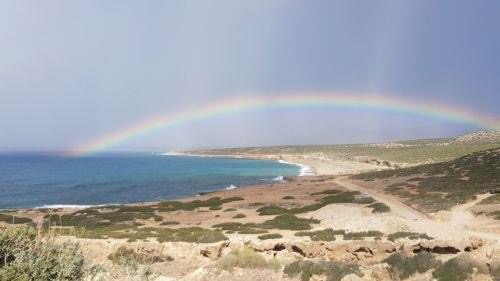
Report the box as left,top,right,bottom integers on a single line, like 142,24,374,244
8,154,311,210
163,151,317,176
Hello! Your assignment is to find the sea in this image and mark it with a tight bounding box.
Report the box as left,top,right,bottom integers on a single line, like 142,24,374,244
0,153,300,209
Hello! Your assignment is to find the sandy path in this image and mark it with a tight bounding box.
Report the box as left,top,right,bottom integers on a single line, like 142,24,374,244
334,176,500,242
334,176,428,221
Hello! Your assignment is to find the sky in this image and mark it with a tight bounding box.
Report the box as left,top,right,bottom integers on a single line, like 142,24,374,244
0,0,499,152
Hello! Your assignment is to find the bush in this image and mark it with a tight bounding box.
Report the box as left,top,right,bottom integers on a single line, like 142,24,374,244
159,221,180,226
311,190,342,196
0,227,88,281
284,260,361,281
108,246,171,268
232,214,246,219
385,252,440,280
295,229,345,241
256,205,288,216
289,203,325,214
217,247,280,271
257,234,283,240
260,214,319,230
343,231,383,240
0,214,33,224
368,202,391,213
282,196,295,200
432,256,474,281
387,232,433,242
321,191,360,204
355,196,376,204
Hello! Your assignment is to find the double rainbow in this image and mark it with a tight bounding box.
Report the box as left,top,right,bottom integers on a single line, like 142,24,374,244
67,92,499,156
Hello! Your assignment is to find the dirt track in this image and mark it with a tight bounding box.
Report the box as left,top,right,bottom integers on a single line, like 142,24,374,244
334,176,500,243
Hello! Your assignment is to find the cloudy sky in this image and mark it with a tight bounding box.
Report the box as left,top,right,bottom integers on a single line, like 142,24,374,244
1,0,499,152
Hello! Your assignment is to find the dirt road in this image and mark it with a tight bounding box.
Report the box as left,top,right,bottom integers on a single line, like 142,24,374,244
334,176,500,242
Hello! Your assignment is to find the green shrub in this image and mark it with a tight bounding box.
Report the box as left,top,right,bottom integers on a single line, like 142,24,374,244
368,202,391,213
260,214,319,230
223,208,237,212
387,232,433,242
321,191,360,204
432,256,474,281
256,205,288,216
343,231,383,240
385,252,440,280
159,221,180,226
0,214,33,224
289,203,325,214
295,229,344,241
284,260,361,281
249,202,266,207
211,222,267,234
0,227,87,281
232,214,246,219
108,246,171,268
355,197,376,204
157,196,243,212
217,247,280,271
311,190,342,196
258,234,283,240
209,206,223,211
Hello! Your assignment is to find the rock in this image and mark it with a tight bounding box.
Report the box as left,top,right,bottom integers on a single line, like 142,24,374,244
341,273,364,281
200,241,230,259
409,239,485,255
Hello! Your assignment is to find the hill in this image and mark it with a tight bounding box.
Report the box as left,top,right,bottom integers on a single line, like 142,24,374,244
351,147,500,212
187,130,500,165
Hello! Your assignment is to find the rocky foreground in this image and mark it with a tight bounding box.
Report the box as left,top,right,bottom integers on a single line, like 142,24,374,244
0,148,499,280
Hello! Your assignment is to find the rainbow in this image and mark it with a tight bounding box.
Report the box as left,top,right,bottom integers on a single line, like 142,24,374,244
67,92,500,156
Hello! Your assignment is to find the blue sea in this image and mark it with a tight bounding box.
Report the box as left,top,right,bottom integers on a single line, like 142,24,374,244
0,153,299,209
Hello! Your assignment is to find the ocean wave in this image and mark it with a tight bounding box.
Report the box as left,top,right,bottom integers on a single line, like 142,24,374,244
35,204,93,209
278,160,315,176
226,184,238,190
272,176,284,181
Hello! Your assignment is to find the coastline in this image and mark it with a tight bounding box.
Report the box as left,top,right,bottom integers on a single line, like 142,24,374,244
163,151,317,176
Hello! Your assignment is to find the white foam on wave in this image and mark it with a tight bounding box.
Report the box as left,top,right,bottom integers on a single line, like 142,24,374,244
226,184,238,190
278,160,315,176
272,176,284,181
36,204,93,209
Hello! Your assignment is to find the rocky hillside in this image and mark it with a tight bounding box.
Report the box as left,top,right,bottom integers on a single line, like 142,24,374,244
352,148,500,212
454,130,500,144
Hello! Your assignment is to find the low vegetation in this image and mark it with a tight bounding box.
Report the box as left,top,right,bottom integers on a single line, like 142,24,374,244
108,246,172,267
282,196,295,200
0,227,88,280
259,214,320,231
295,229,345,241
432,256,477,281
232,214,246,219
0,213,33,224
157,196,244,212
487,211,500,220
284,260,361,281
217,247,280,271
478,194,500,205
367,202,391,213
257,233,283,240
385,252,440,280
256,205,288,215
387,232,433,242
310,189,342,196
256,191,384,217
353,148,500,212
343,231,383,240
